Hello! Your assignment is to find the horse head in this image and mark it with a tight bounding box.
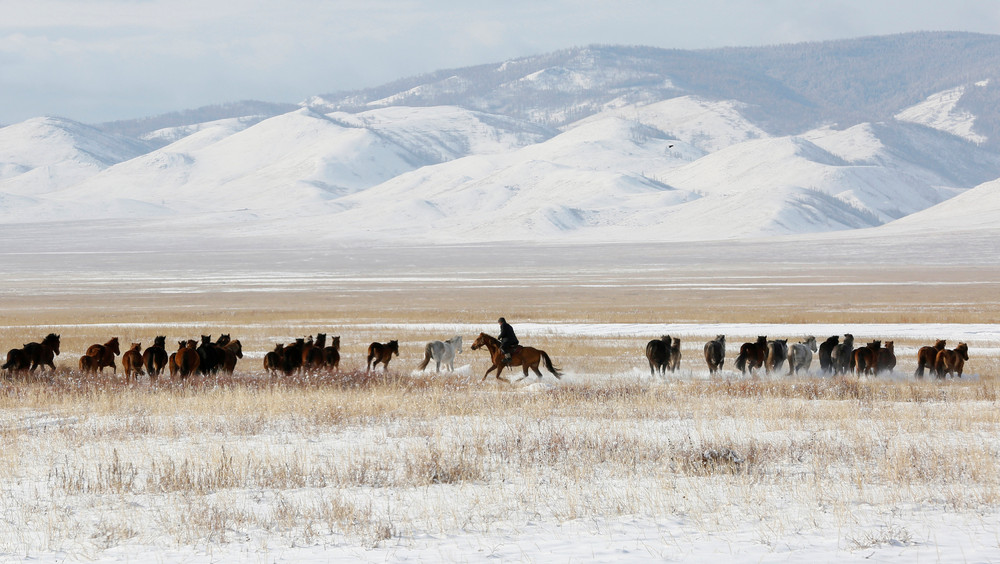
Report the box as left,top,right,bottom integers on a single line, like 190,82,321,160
154,336,166,348
108,337,121,355
956,342,969,360
44,333,61,355
388,340,399,356
471,333,493,350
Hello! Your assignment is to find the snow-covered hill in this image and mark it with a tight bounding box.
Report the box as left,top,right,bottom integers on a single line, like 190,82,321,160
4,35,1000,247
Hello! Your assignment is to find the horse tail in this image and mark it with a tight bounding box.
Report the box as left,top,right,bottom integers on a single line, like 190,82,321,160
417,343,432,371
540,351,562,379
735,351,746,373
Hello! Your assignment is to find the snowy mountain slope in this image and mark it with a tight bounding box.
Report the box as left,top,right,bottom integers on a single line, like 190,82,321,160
0,106,553,224
879,177,1000,231
894,84,988,144
6,35,1000,246
0,117,150,196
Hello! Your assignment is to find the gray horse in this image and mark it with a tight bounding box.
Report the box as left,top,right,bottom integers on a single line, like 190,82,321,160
417,335,463,372
788,336,817,375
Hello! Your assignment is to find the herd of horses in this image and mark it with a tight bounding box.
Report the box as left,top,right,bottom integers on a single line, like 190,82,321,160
1,330,971,384
647,333,969,379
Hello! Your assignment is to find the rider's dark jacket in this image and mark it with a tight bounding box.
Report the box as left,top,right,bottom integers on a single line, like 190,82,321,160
498,321,519,352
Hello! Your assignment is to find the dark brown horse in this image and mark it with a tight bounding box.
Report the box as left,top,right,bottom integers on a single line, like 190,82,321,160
935,342,969,378
263,344,285,376
831,333,855,375
851,340,881,376
23,333,61,372
302,333,327,370
735,336,767,375
645,336,672,376
876,341,896,375
704,335,725,374
914,340,946,378
324,336,341,371
367,340,399,372
2,348,32,375
817,335,839,374
122,343,145,382
470,332,561,383
143,336,169,382
85,337,121,374
220,340,243,374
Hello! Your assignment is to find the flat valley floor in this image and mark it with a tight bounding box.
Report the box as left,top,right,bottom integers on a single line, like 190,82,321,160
1,234,999,562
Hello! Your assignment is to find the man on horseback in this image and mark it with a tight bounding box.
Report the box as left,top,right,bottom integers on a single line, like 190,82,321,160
497,317,519,364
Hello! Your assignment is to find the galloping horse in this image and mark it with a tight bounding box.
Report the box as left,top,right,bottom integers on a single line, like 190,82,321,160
143,336,169,382
817,335,839,374
417,335,462,373
876,341,896,375
788,336,817,376
173,340,201,379
765,339,788,374
122,343,145,382
851,341,881,376
470,332,561,383
645,336,673,376
2,347,31,374
830,334,855,375
669,337,681,372
914,340,946,378
23,333,61,372
704,335,725,374
221,340,243,374
367,340,399,372
935,342,969,378
324,336,341,371
302,333,327,371
263,344,285,376
85,337,121,374
735,336,767,375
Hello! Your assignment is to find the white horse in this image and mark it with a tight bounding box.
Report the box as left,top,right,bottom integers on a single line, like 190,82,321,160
417,335,463,373
787,336,817,376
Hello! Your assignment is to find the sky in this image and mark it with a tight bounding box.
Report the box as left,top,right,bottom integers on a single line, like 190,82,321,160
3,0,1000,125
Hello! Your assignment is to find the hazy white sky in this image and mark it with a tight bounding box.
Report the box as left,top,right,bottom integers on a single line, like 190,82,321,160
3,0,1000,124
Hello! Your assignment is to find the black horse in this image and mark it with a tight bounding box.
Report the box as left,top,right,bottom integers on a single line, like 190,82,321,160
645,335,673,376
704,335,725,375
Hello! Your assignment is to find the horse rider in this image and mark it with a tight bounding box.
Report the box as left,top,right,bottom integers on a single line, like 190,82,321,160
497,317,519,364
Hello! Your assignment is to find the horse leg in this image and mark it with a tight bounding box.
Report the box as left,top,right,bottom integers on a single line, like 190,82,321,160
481,364,497,381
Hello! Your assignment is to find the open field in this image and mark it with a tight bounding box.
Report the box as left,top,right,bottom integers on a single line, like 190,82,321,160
1,240,1000,562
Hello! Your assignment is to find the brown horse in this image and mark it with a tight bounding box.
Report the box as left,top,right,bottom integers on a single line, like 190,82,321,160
645,336,672,376
220,340,243,374
735,336,767,375
79,354,101,373
324,336,341,371
174,340,201,379
935,342,969,378
914,339,946,378
367,340,399,372
263,344,285,376
851,340,881,376
122,343,145,382
302,333,327,371
470,332,561,383
23,333,61,372
876,341,896,375
703,335,725,374
143,336,169,382
85,337,121,374
764,339,788,374
669,337,681,372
